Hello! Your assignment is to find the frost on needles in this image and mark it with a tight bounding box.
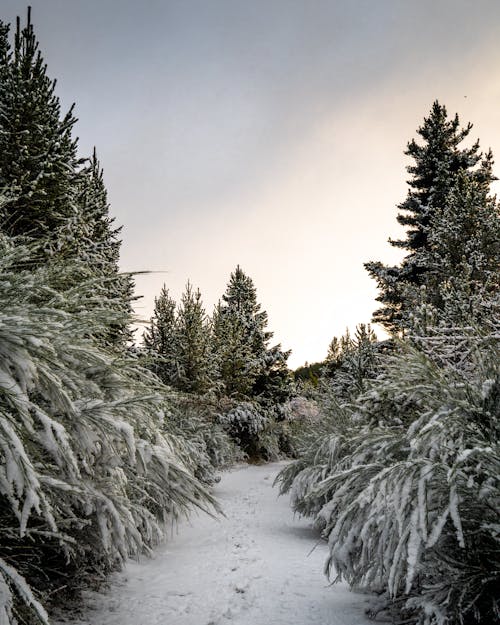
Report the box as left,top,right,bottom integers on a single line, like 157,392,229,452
277,102,500,625
0,10,219,624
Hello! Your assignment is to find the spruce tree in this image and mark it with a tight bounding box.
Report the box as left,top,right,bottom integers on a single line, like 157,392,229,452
144,283,214,393
365,101,495,333
212,300,252,397
323,324,379,402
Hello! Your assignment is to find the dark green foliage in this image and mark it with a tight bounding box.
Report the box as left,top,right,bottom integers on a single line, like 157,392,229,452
212,265,292,402
175,282,214,394
71,150,135,345
143,284,179,384
143,282,214,393
0,10,134,348
0,9,80,240
294,362,322,386
365,101,495,333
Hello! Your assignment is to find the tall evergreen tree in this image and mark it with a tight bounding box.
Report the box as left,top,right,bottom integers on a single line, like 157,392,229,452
143,284,179,386
0,11,134,346
365,101,495,333
213,266,291,400
144,283,213,393
0,9,80,240
420,173,500,324
323,324,379,402
175,282,213,394
71,150,135,344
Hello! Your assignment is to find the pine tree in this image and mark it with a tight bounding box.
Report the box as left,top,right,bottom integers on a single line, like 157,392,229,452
143,284,179,386
419,172,500,325
175,282,213,394
212,266,290,399
71,150,135,345
0,11,135,347
365,101,495,333
0,231,218,624
0,9,80,240
144,283,214,393
322,324,379,402
277,320,500,625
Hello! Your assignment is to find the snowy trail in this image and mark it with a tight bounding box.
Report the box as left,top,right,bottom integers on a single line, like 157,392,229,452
57,463,373,625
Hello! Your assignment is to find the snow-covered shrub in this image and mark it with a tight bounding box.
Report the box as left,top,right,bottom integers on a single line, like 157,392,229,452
218,400,298,460
279,321,499,625
275,396,353,521
166,393,243,483
218,401,269,458
0,235,218,623
269,396,321,459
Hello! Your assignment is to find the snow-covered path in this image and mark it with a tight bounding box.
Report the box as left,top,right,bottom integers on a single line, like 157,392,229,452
58,463,373,625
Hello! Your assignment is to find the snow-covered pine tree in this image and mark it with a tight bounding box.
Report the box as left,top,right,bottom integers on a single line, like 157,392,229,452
0,11,135,348
365,101,495,334
0,231,218,625
212,266,293,458
212,298,256,397
143,283,214,393
71,149,135,345
322,324,380,403
0,9,80,241
277,317,500,625
416,172,500,327
212,265,290,399
175,282,214,394
143,284,179,386
279,102,499,625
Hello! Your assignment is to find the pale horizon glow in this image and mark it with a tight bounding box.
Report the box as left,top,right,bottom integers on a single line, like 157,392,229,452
3,1,500,367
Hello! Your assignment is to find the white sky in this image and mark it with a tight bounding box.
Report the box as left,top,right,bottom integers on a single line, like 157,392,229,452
3,0,500,367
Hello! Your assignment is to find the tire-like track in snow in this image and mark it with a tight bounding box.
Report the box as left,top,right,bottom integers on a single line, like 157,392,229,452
57,462,373,625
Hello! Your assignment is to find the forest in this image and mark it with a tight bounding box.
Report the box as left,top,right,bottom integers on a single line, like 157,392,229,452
0,9,498,625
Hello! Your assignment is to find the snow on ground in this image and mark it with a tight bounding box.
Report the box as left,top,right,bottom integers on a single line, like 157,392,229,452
55,462,374,625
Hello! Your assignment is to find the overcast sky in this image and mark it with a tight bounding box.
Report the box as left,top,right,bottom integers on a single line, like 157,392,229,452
3,1,500,366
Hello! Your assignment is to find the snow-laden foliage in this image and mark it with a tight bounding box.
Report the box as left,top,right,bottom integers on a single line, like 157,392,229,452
275,396,352,521
212,266,292,401
218,401,270,458
365,101,495,333
217,398,311,461
0,12,134,350
166,393,244,484
277,320,499,625
0,235,218,624
322,324,382,404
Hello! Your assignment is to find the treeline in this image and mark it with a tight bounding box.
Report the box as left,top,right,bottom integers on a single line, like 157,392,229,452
277,102,500,625
0,10,304,624
142,266,300,461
